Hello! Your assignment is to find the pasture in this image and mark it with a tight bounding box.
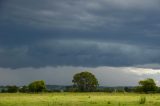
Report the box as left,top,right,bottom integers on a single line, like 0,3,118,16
0,93,160,106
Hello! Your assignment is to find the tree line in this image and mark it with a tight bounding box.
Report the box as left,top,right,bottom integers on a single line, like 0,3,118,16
0,71,159,93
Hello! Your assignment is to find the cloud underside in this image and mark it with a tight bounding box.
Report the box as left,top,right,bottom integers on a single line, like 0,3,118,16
1,0,160,86
0,39,160,68
1,0,160,68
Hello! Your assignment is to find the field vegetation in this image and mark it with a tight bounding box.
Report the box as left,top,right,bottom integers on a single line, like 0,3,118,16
0,72,159,106
0,93,160,106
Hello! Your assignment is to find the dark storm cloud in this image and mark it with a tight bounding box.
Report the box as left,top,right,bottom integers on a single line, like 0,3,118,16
1,0,160,68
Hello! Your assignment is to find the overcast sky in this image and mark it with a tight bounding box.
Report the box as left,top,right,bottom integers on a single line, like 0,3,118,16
1,0,160,86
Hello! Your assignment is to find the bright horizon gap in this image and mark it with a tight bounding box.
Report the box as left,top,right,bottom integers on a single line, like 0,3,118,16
0,66,160,86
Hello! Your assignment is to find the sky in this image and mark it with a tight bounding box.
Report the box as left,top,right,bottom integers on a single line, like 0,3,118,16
1,0,160,86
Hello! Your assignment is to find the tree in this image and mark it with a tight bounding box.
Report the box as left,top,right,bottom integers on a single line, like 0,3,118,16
1,89,6,93
72,71,99,92
28,80,46,92
138,78,157,93
7,85,19,93
124,87,134,92
19,86,29,93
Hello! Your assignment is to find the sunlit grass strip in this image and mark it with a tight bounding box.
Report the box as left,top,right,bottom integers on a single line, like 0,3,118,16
0,93,159,106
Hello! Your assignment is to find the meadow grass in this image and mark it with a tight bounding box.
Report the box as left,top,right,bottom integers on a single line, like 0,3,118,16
0,93,160,106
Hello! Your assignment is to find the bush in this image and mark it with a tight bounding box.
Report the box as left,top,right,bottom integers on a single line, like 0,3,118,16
107,101,111,104
139,96,146,104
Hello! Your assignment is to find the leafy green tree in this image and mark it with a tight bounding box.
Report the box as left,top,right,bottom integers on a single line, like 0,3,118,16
72,71,99,92
7,85,19,93
138,78,157,93
1,89,6,93
28,80,46,92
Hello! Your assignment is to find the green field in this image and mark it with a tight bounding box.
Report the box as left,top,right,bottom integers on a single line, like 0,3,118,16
0,93,160,106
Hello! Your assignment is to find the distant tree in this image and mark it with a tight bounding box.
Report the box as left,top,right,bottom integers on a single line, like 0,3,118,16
124,87,129,92
7,85,19,93
156,87,160,93
19,86,28,93
28,80,46,92
134,86,143,93
72,71,99,92
124,87,133,92
138,78,157,93
1,89,6,93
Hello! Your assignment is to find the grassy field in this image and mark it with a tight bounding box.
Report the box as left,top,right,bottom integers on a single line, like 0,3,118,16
0,93,160,106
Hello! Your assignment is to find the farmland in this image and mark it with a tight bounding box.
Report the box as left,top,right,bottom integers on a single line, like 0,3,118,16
0,93,160,106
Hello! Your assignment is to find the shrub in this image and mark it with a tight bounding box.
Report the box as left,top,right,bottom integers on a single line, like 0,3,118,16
107,101,111,104
139,96,146,104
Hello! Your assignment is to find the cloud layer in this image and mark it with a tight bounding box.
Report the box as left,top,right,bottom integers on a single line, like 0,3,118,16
1,0,160,69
